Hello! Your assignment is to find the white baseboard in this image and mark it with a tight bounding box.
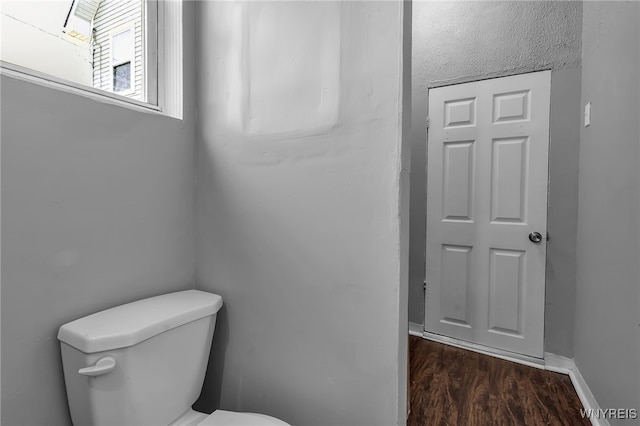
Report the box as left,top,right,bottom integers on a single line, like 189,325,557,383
544,353,610,426
408,322,423,337
421,331,546,369
543,352,575,373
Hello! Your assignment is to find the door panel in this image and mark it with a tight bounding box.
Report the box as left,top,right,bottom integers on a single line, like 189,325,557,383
440,244,472,327
442,141,474,221
488,248,524,336
425,71,550,358
491,137,527,223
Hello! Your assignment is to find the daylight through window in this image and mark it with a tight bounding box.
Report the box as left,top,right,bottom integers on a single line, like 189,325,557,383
1,0,157,105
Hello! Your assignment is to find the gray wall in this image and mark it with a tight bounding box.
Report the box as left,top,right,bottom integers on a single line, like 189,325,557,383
194,1,406,425
574,2,640,424
409,1,583,357
0,6,197,424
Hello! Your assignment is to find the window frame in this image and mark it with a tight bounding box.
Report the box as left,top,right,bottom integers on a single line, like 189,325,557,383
144,0,158,106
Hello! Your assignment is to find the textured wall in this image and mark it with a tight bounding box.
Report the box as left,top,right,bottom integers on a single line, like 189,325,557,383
413,2,581,91
574,2,640,423
194,1,406,424
0,5,197,424
410,1,582,357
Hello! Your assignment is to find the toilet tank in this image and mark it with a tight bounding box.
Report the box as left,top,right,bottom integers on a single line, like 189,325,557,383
57,290,223,426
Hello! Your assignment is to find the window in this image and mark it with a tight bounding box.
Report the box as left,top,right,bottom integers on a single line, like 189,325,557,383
0,0,164,108
110,26,135,95
114,62,132,92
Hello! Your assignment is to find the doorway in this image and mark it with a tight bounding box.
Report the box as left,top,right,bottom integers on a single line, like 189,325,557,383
424,71,551,358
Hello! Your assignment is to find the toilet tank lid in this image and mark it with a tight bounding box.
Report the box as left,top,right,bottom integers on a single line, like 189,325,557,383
57,290,223,354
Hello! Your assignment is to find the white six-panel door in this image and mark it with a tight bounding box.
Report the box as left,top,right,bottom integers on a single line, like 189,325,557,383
425,71,551,358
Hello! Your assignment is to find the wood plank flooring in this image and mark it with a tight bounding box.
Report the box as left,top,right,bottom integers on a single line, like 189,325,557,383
408,335,590,426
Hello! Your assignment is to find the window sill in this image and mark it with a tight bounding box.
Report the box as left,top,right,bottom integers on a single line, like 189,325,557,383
0,61,164,116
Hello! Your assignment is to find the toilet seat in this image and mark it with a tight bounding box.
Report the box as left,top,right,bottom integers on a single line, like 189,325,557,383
198,410,291,426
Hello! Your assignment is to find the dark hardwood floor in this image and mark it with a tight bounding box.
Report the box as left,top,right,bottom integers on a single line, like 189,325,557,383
408,335,590,426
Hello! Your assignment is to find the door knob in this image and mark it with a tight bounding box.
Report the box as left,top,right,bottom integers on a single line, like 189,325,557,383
528,232,543,243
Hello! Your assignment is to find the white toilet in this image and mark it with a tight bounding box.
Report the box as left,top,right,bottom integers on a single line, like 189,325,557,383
57,290,290,426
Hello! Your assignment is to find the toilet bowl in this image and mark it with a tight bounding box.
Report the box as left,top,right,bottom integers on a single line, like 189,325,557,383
57,290,291,426
170,408,290,426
